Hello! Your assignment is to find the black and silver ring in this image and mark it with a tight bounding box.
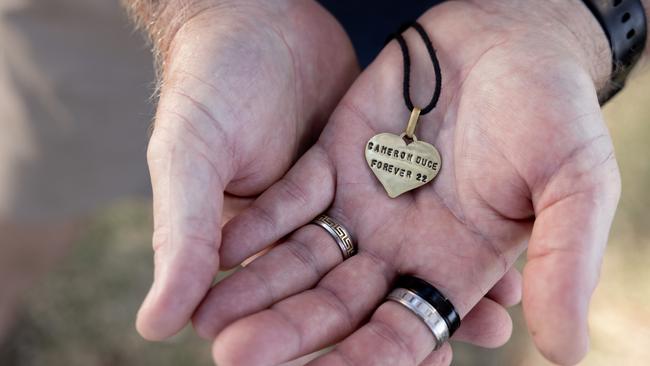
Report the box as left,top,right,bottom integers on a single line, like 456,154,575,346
310,214,356,260
387,275,460,350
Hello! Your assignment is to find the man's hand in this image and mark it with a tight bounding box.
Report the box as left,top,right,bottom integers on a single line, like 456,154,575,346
193,1,624,365
123,0,359,340
125,0,529,351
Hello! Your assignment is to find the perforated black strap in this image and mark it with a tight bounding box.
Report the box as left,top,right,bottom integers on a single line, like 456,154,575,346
582,0,647,104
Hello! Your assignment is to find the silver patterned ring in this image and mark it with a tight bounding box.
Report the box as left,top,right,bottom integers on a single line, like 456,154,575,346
310,214,356,260
387,288,450,350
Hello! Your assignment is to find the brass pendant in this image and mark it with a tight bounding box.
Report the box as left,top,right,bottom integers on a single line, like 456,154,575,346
365,108,441,198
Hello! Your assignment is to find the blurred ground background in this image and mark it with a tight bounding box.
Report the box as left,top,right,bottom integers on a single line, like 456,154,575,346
1,5,649,363
0,71,648,366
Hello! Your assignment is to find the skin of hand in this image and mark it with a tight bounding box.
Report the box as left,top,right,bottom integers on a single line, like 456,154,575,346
126,0,521,346
129,0,360,340
192,1,626,365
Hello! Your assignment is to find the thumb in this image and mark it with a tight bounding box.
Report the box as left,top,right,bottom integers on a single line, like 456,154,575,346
523,141,621,365
136,89,234,341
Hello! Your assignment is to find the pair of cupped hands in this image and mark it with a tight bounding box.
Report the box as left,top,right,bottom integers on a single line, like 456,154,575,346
134,1,621,365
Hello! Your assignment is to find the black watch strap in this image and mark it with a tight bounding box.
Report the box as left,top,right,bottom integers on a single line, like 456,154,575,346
582,0,647,104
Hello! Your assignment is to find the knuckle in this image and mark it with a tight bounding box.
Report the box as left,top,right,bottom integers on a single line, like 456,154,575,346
600,154,622,203
245,264,277,304
275,176,309,206
314,285,355,333
579,150,622,206
146,129,172,165
151,227,170,252
366,320,416,366
248,202,278,230
284,238,323,279
542,134,622,207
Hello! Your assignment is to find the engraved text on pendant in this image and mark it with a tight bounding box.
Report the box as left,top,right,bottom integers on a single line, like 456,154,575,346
365,133,441,198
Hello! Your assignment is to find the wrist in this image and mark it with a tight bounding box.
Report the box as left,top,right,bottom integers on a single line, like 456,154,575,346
122,0,226,58
467,0,612,93
544,0,616,93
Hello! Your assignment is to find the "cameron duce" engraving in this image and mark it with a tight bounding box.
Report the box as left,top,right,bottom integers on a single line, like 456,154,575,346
367,141,439,170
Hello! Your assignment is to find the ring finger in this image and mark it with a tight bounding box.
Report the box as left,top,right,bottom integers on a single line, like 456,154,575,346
210,236,515,366
195,208,519,345
193,221,351,339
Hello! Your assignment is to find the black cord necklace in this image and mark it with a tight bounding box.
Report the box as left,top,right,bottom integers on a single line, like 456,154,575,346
395,22,442,115
364,22,443,198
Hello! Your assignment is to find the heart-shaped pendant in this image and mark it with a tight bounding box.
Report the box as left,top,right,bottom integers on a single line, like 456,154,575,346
365,132,441,198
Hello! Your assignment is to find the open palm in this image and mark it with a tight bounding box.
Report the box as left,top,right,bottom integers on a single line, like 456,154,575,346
192,2,621,366
135,0,359,340
136,0,530,358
